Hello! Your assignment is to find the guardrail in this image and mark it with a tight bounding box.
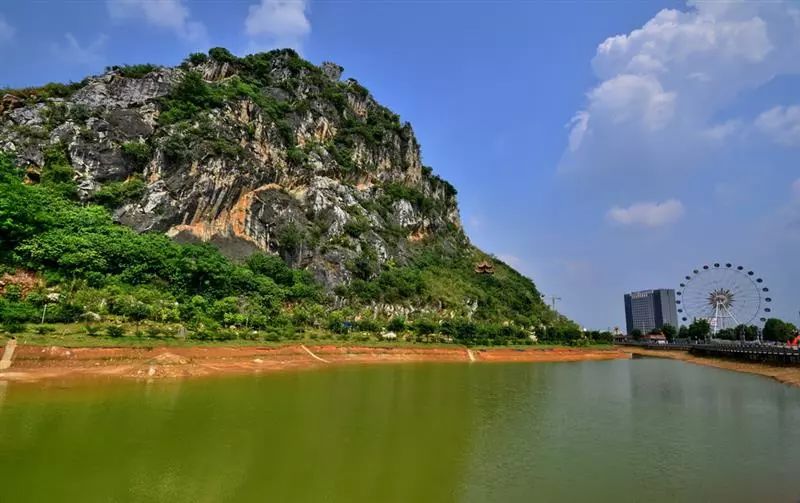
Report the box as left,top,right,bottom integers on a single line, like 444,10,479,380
616,340,800,365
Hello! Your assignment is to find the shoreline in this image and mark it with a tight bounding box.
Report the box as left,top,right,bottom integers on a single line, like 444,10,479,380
624,347,800,388
0,344,628,383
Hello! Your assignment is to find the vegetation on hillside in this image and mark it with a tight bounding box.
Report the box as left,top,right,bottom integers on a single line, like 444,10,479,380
0,152,576,345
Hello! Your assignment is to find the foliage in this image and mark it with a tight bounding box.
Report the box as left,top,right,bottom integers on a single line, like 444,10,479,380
688,319,711,340
763,318,798,343
2,81,86,102
106,325,125,338
208,47,238,64
0,155,318,329
186,52,209,66
661,324,677,341
91,176,146,209
121,142,152,170
108,64,159,79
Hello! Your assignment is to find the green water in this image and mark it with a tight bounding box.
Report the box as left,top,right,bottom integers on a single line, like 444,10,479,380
1,359,800,502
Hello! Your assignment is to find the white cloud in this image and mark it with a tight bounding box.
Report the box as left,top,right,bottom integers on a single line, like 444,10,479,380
107,0,207,43
50,34,108,67
245,0,310,51
561,1,800,173
756,105,800,147
607,199,685,228
702,120,744,143
587,74,675,131
0,15,14,44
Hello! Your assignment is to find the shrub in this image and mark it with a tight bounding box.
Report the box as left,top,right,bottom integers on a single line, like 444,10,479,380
413,318,437,336
121,142,152,170
106,325,125,338
208,47,238,64
354,318,383,333
145,327,163,338
286,148,307,165
92,177,146,208
34,325,55,335
84,325,101,337
387,316,406,332
108,64,158,79
3,284,22,301
186,52,209,65
2,322,25,334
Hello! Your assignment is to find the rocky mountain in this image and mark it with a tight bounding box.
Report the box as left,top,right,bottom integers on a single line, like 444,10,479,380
1,48,553,324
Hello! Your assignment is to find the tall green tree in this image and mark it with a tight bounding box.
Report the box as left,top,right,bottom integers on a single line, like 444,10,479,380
661,324,677,341
688,319,711,340
763,318,798,343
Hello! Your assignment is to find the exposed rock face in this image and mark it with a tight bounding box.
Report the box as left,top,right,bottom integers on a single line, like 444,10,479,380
0,50,465,290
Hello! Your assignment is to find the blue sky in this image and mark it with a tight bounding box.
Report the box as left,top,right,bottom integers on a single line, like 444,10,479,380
1,0,799,329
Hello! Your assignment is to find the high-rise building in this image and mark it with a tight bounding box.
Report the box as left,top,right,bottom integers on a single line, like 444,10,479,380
624,289,678,335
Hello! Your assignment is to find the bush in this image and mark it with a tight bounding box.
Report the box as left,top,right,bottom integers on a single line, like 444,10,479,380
387,316,406,332
208,47,238,64
84,325,100,337
413,318,437,336
145,327,163,338
34,325,56,335
2,322,25,334
186,52,209,65
108,64,158,79
354,318,383,333
121,142,152,170
106,325,125,338
91,177,146,208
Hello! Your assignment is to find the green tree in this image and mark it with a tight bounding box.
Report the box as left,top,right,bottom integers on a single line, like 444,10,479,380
630,329,643,340
661,324,677,341
763,318,798,343
688,319,711,341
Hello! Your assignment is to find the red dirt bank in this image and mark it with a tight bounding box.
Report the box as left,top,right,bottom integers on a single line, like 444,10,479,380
0,344,628,382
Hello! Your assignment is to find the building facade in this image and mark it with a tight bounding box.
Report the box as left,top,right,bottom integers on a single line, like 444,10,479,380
624,289,679,335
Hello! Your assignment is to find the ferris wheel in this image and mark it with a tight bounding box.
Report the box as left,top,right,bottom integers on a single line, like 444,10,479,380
677,263,772,334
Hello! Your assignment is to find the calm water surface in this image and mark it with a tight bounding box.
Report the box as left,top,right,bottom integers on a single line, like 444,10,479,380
1,359,800,502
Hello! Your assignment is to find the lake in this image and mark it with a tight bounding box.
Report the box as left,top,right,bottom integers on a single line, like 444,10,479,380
1,358,799,502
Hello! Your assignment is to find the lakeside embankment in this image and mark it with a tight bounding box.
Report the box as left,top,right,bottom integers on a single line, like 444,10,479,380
625,346,800,388
0,343,627,382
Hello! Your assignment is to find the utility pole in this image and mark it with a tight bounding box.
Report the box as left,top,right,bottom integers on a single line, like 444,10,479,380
542,293,562,314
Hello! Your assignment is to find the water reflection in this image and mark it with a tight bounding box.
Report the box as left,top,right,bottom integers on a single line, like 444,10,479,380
1,361,800,502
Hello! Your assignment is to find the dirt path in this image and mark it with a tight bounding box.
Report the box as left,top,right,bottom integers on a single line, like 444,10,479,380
0,339,16,370
300,344,329,363
625,347,800,388
0,344,627,383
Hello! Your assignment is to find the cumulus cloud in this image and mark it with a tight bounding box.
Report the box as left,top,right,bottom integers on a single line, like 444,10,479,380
50,34,108,67
561,0,800,173
245,0,310,51
607,199,685,228
756,105,800,147
0,15,14,44
107,0,207,43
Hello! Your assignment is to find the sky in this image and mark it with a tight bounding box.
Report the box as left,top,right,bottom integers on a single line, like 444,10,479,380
0,0,798,330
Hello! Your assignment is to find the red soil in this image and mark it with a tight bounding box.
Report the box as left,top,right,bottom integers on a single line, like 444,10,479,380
0,344,629,383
